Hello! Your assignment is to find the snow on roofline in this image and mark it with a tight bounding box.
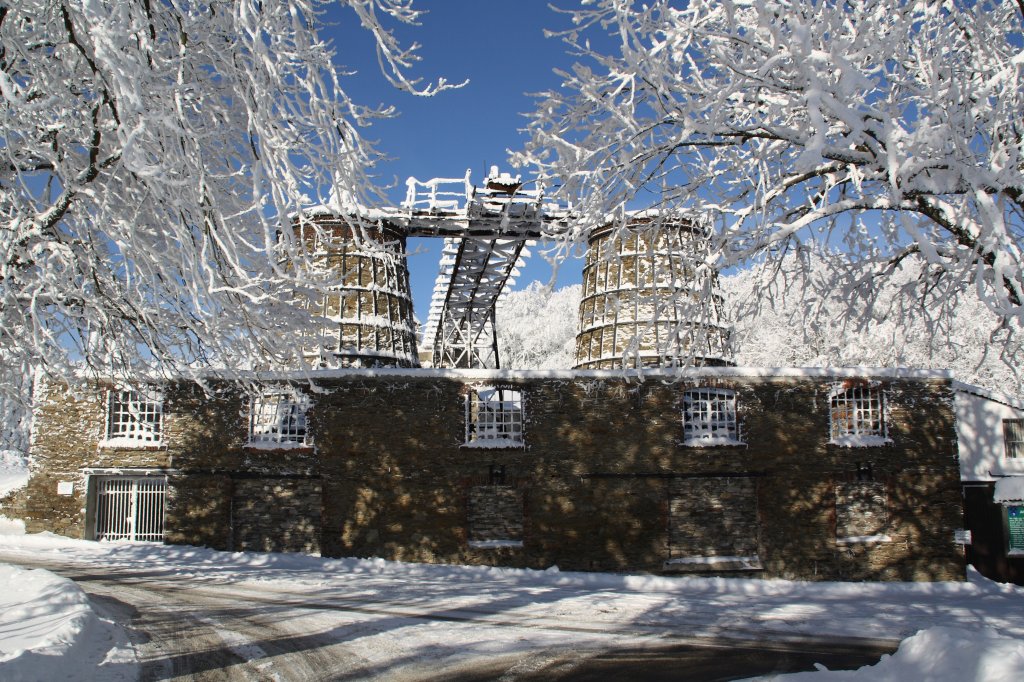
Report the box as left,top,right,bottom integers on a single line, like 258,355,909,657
952,381,1024,411
56,366,955,386
235,366,955,383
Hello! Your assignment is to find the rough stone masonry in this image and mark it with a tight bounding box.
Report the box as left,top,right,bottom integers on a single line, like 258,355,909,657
24,368,965,581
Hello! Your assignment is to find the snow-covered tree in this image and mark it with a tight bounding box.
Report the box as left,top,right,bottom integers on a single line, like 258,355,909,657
0,371,31,455
0,0,454,403
517,0,1023,359
724,253,1023,397
496,282,581,369
489,266,1023,397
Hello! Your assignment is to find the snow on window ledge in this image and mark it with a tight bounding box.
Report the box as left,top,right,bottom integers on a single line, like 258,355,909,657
98,438,165,450
682,437,745,448
1007,550,1024,557
836,534,893,545
829,435,893,448
462,439,525,449
244,441,313,451
468,540,523,549
663,555,762,571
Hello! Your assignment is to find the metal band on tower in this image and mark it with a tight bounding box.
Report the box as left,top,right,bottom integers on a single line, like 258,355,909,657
574,215,733,369
294,212,419,368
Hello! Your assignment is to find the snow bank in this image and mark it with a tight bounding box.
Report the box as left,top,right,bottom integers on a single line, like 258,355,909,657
0,450,28,497
755,626,1024,681
0,564,95,680
0,563,135,681
0,516,25,535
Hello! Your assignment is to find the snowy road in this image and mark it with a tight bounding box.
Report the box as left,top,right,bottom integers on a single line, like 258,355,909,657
0,550,895,681
0,554,894,681
4,535,1024,680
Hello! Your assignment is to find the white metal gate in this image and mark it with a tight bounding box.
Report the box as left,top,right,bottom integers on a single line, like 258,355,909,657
93,476,167,542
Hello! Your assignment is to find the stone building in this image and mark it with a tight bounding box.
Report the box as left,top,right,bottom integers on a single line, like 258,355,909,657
24,367,965,582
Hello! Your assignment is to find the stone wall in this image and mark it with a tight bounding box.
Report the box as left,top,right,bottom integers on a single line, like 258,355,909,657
668,476,760,566
232,478,322,553
468,485,524,543
26,371,965,581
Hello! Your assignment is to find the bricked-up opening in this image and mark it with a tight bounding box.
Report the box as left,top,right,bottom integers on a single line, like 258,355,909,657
231,478,322,554
103,390,163,446
249,390,311,447
829,383,891,447
1004,419,1024,459
666,476,761,572
91,475,167,542
835,482,891,545
465,387,524,447
468,485,524,548
682,388,741,446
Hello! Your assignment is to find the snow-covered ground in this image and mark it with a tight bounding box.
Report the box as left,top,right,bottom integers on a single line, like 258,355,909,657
1,530,1024,680
0,449,28,498
0,563,135,681
0,450,27,536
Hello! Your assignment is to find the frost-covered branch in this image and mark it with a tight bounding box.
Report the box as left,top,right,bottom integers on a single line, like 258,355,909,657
0,0,449,407
517,0,1024,344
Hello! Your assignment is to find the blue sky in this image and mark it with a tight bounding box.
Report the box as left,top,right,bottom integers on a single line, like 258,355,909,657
322,1,593,321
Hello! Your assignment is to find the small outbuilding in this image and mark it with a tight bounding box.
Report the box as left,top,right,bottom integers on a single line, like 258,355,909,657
955,382,1024,584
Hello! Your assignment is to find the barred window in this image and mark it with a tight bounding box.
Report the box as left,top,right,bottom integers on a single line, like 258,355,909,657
105,390,163,444
829,384,890,446
1004,419,1024,459
682,388,740,445
465,387,524,447
249,391,310,446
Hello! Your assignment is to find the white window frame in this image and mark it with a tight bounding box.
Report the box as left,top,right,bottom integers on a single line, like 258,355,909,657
465,386,524,448
828,383,891,447
1004,419,1024,459
248,389,311,447
682,387,741,446
101,390,164,447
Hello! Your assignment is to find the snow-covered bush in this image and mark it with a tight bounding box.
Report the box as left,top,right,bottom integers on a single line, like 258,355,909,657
496,282,581,369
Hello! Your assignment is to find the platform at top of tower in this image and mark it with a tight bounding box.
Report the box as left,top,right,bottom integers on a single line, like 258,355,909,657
300,168,569,239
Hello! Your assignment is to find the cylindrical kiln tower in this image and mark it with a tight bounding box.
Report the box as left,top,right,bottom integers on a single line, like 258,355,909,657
574,216,733,370
295,212,419,368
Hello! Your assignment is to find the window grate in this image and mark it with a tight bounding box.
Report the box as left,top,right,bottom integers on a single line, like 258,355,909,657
94,476,166,542
106,390,163,444
466,387,524,446
829,385,888,444
1004,419,1024,459
250,391,311,445
682,388,739,444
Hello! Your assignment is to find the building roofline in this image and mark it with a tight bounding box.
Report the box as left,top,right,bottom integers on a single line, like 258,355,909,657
56,365,956,387
952,380,1024,411
244,366,954,382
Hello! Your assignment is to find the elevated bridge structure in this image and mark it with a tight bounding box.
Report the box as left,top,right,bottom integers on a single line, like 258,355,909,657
386,168,570,369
